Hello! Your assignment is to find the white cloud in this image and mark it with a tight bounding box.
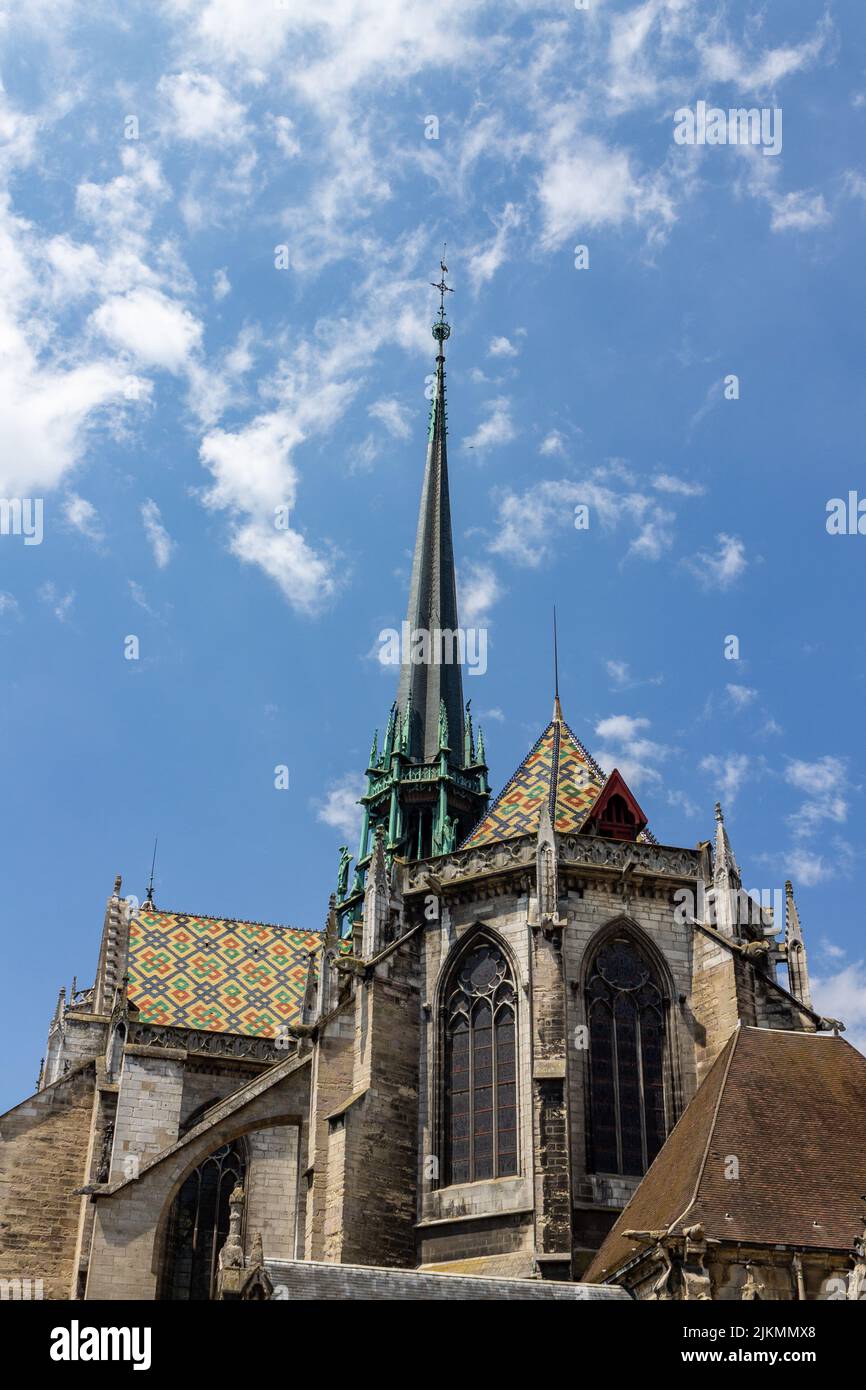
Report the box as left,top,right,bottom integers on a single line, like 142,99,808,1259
769,190,830,233
843,170,866,204
726,683,757,709
606,660,631,689
489,477,675,569
37,581,74,623
820,938,847,961
593,712,667,789
76,146,168,238
0,352,127,496
785,755,848,837
213,267,231,300
141,499,175,569
685,533,747,589
811,961,866,1054
537,121,676,250
158,71,249,145
63,493,104,542
462,397,515,454
539,430,566,457
369,397,411,440
481,706,505,723
782,848,828,886
466,202,520,292
186,325,259,427
785,756,843,795
316,774,364,841
91,288,203,373
488,335,518,358
738,146,832,236
700,752,749,805
596,714,650,742
459,561,502,626
0,591,20,617
128,579,158,617
653,473,704,496
269,114,301,158
699,20,830,92
199,409,340,614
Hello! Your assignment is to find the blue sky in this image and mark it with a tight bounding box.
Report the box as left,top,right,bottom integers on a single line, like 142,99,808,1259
1,0,864,1109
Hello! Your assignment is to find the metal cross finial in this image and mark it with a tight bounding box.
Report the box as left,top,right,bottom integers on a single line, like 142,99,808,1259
430,243,453,320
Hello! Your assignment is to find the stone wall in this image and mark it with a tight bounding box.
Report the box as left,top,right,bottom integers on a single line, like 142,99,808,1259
85,1052,310,1300
416,864,701,1271
0,1062,96,1299
690,927,743,1085
320,938,422,1268
246,1126,299,1262
110,1047,185,1179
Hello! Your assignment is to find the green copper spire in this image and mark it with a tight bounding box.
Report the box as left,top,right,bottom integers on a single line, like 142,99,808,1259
396,256,463,765
346,256,489,880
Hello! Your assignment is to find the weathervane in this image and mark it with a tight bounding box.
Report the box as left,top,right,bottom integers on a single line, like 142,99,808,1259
431,243,453,342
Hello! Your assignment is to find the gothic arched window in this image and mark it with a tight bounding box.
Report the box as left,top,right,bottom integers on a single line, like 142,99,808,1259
161,1139,246,1300
586,934,667,1177
445,939,517,1185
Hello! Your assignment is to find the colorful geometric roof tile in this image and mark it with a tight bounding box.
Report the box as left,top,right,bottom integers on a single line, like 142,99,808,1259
127,910,320,1037
460,710,608,849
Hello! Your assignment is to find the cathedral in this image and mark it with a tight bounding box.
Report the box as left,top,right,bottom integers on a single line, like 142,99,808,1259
2,281,865,1303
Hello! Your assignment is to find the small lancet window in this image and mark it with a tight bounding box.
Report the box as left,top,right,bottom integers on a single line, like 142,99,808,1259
444,940,517,1184
586,935,667,1177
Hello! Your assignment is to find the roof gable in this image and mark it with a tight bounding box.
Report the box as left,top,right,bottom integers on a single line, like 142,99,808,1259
461,716,606,849
583,769,649,838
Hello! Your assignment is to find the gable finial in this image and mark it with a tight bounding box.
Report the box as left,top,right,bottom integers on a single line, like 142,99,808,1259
431,244,453,348
552,606,563,722
431,244,452,318
144,835,158,907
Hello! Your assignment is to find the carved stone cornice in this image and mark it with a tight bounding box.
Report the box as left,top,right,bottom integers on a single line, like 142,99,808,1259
404,834,535,895
126,1021,293,1064
402,832,701,900
559,837,701,881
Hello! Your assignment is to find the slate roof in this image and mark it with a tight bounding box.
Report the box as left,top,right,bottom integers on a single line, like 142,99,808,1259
586,1027,866,1282
461,715,607,849
127,908,319,1037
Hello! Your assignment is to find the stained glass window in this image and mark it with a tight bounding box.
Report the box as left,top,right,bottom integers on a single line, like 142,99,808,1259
161,1139,246,1300
586,935,667,1176
445,940,518,1184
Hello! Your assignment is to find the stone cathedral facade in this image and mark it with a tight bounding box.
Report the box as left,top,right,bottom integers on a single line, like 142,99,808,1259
2,289,866,1303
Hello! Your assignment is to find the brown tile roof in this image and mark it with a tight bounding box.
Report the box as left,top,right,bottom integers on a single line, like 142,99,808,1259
586,1027,866,1281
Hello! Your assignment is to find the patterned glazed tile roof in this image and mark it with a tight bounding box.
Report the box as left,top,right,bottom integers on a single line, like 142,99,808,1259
127,909,320,1037
461,715,607,849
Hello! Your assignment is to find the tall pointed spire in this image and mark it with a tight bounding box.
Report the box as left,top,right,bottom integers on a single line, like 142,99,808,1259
340,256,489,899
396,254,464,764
